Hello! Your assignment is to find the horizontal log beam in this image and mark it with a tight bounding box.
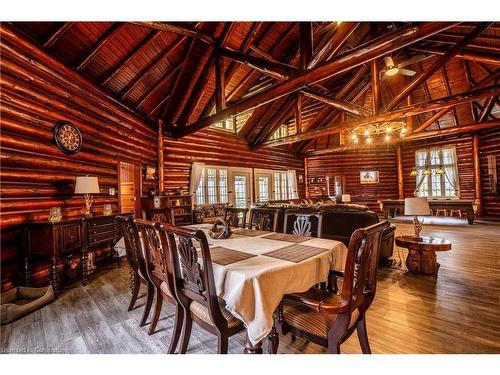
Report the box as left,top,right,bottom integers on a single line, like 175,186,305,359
77,23,124,70
410,46,500,66
305,120,500,156
301,88,372,117
43,22,73,48
174,22,456,138
132,21,216,45
261,83,500,147
220,47,300,80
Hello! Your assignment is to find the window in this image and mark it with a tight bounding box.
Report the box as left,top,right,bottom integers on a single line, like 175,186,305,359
258,176,269,202
211,118,235,133
270,124,289,140
415,147,459,198
273,172,289,200
195,167,229,205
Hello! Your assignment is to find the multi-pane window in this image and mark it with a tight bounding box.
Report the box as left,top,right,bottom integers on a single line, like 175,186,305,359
271,124,289,140
258,176,269,202
195,167,229,205
415,147,459,198
234,175,247,208
273,172,289,200
212,119,235,132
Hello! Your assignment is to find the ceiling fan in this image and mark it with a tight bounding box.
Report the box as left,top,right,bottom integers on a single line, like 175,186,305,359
381,54,430,78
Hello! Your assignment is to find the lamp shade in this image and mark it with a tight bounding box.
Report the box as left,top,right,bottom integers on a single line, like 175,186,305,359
404,197,430,216
342,194,351,203
74,176,100,194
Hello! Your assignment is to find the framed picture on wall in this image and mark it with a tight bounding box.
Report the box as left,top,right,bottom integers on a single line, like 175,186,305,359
360,171,379,184
145,164,157,181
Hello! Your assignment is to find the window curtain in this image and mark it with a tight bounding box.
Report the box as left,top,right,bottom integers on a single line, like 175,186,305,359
189,162,205,195
443,147,460,197
287,170,298,199
414,151,429,196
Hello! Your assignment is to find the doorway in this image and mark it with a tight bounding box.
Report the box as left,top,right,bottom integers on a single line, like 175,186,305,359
228,169,252,209
118,161,141,215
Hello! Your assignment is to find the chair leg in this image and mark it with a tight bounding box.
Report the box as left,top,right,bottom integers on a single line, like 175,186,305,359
179,311,193,354
168,303,184,354
148,287,163,335
140,283,154,327
128,270,140,311
356,316,372,354
217,335,229,354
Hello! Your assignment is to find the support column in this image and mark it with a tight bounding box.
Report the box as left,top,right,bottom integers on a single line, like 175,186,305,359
396,145,404,199
158,119,165,193
305,157,310,199
473,134,483,217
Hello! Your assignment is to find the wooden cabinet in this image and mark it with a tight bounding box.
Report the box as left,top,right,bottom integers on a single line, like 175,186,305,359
141,195,193,225
24,214,123,297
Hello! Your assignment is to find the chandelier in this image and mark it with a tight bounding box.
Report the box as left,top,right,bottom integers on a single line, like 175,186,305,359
351,121,408,144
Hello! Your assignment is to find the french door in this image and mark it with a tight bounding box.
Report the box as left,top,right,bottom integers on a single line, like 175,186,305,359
228,169,252,208
255,172,273,203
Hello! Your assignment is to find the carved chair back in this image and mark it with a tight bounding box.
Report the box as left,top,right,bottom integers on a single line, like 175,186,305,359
117,215,144,273
283,209,320,237
224,207,248,228
164,225,227,327
339,220,390,313
142,208,174,224
249,208,280,232
134,219,174,291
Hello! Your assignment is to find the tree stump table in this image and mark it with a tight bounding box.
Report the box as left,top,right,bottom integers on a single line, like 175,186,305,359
395,235,452,278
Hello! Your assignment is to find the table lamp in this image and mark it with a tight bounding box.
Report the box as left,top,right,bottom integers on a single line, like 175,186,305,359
75,176,100,217
342,194,351,203
404,197,430,238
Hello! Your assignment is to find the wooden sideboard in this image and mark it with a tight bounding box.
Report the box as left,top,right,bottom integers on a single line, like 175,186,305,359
379,199,475,224
141,195,193,225
24,214,123,296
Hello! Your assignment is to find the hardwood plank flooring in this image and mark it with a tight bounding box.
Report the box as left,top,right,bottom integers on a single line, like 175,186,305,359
1,220,499,354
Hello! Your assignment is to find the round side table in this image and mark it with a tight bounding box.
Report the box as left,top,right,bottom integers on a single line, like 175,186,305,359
395,235,452,278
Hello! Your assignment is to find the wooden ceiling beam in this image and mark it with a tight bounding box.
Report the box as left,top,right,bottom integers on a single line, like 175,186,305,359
175,22,456,138
413,67,500,132
251,98,295,146
295,93,302,134
261,83,500,147
386,22,494,111
101,30,162,85
215,53,226,112
135,65,181,109
410,45,500,66
479,95,498,122
43,22,73,48
132,21,216,45
299,22,313,70
76,23,124,71
306,120,500,156
119,35,187,99
301,88,371,117
175,23,234,127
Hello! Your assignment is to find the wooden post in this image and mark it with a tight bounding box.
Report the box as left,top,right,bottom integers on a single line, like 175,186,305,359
295,93,302,134
305,158,310,199
396,145,404,199
158,119,165,193
473,134,483,217
406,95,414,134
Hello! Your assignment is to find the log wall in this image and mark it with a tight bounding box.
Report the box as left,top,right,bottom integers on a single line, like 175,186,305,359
479,127,500,218
0,27,157,290
163,129,305,197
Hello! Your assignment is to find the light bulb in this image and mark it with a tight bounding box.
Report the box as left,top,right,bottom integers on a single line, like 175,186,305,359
385,135,391,141
351,134,357,140
366,137,372,144
364,129,370,136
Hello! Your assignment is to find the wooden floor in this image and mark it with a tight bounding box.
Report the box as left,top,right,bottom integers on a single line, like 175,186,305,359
1,219,499,354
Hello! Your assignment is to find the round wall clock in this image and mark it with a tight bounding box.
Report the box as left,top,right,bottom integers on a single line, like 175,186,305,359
53,121,82,154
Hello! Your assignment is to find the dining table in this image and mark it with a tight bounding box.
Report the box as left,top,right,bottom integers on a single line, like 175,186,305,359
185,224,348,353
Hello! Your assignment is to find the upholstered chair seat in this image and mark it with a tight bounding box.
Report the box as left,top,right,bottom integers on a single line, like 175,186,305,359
190,300,243,329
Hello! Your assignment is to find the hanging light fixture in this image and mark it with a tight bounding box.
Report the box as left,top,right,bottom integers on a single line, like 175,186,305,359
351,121,407,144
423,167,431,176
436,165,445,175
410,167,418,177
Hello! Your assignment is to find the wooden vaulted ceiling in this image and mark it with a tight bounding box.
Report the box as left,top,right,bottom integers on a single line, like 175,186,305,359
9,21,500,153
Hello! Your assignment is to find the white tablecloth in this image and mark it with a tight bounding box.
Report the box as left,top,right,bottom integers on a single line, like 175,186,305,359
187,224,348,345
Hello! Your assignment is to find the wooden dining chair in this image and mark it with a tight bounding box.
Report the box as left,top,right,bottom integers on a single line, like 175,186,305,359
283,209,320,237
134,220,182,353
116,216,154,327
164,225,245,354
142,207,174,224
224,207,248,228
248,207,280,232
274,220,391,354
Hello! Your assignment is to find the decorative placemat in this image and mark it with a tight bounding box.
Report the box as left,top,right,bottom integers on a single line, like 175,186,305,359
209,246,257,266
232,228,269,237
261,233,311,243
263,244,330,263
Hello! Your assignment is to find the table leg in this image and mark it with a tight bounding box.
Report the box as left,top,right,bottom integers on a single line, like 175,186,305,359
267,323,279,354
466,209,474,225
405,247,421,273
51,256,59,298
383,207,389,219
82,250,88,286
420,250,439,277
244,333,263,354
